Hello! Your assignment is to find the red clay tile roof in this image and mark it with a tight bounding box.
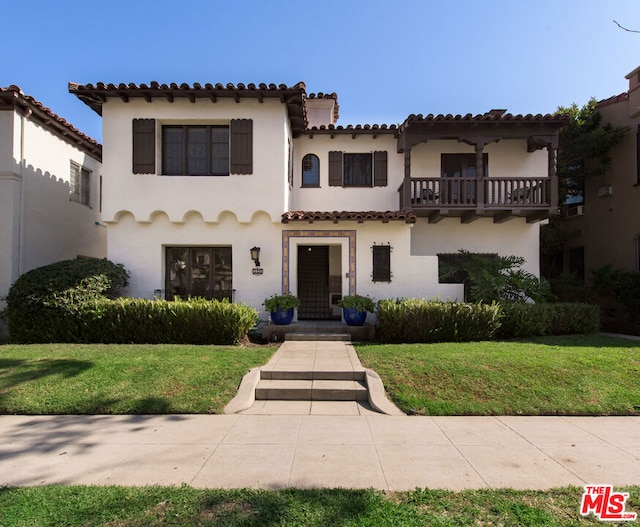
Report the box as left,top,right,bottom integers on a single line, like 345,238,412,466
69,81,309,137
400,112,569,131
306,123,399,137
0,85,101,161
597,92,629,108
282,210,417,224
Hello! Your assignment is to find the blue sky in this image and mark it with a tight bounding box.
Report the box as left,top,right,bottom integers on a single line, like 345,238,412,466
2,0,638,142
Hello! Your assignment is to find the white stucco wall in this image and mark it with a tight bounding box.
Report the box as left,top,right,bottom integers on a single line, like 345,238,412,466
0,108,105,307
290,134,402,211
101,98,292,224
107,211,284,315
290,136,549,212
410,217,541,275
409,140,548,178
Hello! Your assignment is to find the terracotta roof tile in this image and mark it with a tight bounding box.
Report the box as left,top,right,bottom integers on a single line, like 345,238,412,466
282,210,416,224
69,81,308,137
0,85,101,160
597,92,629,108
400,111,568,131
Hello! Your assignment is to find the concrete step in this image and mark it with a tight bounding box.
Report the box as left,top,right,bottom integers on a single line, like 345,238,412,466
285,333,351,341
255,379,368,401
260,369,366,381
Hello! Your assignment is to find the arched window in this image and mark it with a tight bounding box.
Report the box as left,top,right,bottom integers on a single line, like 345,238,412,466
302,154,320,187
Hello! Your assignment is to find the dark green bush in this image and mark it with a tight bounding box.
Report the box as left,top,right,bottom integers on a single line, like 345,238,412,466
614,272,640,324
376,299,502,343
499,302,599,338
80,297,258,345
5,258,129,343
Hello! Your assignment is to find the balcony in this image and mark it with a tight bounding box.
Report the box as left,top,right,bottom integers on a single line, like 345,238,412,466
398,176,556,223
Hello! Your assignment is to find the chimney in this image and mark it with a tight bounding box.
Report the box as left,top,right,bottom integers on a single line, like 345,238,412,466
625,66,640,118
305,93,339,128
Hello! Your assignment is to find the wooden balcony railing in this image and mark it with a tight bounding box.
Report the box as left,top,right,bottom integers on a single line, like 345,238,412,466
398,177,554,222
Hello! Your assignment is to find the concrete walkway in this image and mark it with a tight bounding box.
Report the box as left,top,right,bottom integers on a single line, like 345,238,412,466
1,414,639,490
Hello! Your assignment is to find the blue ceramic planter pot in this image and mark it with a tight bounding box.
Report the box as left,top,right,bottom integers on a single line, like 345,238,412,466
271,307,294,325
343,307,367,326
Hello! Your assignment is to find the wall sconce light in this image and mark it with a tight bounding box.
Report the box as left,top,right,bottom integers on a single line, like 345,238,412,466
250,246,261,267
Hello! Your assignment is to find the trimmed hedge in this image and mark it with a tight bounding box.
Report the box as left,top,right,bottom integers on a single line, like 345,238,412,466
376,299,599,343
80,297,258,345
499,302,600,338
376,299,502,343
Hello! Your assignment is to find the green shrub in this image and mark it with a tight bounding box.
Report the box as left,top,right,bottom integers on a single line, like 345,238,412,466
499,302,599,338
614,272,640,324
5,258,129,343
81,297,258,345
376,299,502,343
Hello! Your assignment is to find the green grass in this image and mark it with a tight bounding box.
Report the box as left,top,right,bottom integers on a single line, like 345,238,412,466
2,485,638,526
0,344,277,415
356,335,640,416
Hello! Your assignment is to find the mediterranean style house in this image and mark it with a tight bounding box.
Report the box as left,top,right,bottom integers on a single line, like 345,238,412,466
561,66,640,277
0,86,104,312
69,81,566,321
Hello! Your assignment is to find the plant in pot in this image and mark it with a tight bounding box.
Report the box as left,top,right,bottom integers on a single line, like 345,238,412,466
264,293,300,325
337,294,375,326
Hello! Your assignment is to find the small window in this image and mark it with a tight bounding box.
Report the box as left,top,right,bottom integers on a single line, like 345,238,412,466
344,153,372,187
302,154,320,187
328,151,387,187
372,245,391,282
70,161,91,207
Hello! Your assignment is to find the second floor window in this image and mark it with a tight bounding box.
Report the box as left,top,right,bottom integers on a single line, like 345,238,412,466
328,151,388,187
162,125,229,176
302,154,320,187
70,161,91,207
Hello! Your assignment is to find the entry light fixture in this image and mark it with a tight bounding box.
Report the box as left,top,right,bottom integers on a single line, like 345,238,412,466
250,246,261,267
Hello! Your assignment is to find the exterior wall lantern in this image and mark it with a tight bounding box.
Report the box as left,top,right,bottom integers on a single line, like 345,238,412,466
250,246,263,275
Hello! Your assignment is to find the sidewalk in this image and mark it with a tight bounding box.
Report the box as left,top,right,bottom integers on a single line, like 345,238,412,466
1,413,639,490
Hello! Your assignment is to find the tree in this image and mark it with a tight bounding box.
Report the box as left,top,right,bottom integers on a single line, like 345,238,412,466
555,99,628,204
541,100,628,279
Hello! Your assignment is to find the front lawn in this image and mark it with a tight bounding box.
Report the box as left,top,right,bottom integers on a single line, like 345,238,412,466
356,334,640,416
0,344,277,414
2,485,638,526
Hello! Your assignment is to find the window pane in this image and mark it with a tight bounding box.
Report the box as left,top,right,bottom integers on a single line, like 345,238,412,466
302,154,320,186
187,128,208,175
69,162,80,202
190,248,211,297
343,153,372,187
213,247,233,293
164,128,184,175
81,168,91,206
210,127,229,175
166,247,189,299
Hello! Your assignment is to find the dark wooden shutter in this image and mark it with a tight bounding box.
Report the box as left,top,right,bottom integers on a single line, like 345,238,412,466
132,119,156,174
328,151,343,186
373,151,387,187
230,119,252,174
372,245,391,282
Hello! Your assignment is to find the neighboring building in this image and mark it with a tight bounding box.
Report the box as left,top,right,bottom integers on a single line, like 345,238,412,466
561,66,640,277
0,86,105,310
69,81,566,320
